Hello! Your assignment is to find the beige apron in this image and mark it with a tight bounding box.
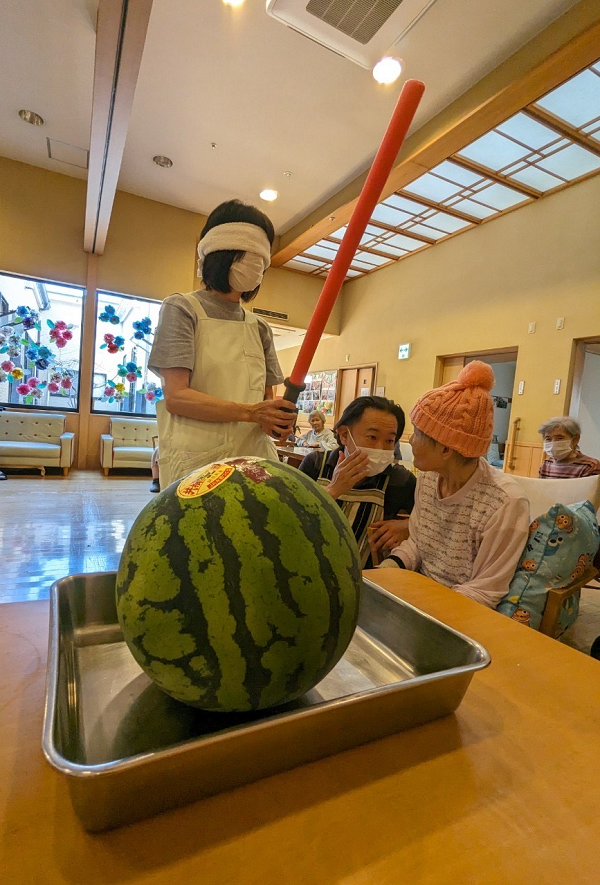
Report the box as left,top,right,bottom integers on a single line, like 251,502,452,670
157,294,277,488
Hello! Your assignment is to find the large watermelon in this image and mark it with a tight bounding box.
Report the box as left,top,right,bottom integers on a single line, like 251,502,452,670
116,457,361,712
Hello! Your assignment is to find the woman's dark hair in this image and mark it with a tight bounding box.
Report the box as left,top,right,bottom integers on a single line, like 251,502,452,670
200,199,275,302
334,396,405,443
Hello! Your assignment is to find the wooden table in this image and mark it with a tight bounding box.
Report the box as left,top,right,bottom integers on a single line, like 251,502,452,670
275,445,309,468
2,571,600,884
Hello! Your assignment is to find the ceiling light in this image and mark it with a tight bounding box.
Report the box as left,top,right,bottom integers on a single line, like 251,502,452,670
223,0,245,6
372,57,402,85
260,189,278,202
153,155,173,168
18,109,44,126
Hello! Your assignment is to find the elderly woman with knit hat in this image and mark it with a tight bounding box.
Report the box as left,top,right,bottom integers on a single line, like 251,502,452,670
380,362,530,609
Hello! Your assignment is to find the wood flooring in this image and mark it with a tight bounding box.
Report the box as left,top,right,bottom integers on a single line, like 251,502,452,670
0,471,153,603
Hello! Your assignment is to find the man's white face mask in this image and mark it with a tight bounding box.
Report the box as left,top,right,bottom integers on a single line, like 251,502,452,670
229,252,265,293
344,429,395,477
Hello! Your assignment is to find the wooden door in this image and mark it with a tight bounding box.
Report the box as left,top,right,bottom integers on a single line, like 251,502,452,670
335,364,377,422
441,356,465,384
336,369,358,420
357,366,374,396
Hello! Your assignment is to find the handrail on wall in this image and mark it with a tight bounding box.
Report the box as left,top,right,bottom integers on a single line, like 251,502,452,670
505,417,521,471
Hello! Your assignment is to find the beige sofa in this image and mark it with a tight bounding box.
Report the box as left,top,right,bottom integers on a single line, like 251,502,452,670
0,410,75,476
100,416,157,475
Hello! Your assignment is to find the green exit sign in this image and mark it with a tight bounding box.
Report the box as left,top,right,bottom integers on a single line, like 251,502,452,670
398,343,411,360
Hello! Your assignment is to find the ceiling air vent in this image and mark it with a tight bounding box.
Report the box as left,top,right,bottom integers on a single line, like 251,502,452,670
253,308,290,321
266,0,440,68
47,138,89,169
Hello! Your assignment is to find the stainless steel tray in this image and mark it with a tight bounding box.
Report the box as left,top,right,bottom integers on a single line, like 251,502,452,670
43,572,490,831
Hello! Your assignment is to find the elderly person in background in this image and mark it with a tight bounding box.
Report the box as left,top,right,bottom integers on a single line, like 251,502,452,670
538,416,600,478
379,362,530,610
296,410,337,451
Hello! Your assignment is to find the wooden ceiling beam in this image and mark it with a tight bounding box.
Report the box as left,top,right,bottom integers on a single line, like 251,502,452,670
448,155,541,198
324,237,410,262
394,190,481,224
84,0,153,255
272,9,600,267
523,105,600,157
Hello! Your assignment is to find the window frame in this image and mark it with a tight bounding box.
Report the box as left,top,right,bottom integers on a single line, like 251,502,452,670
0,268,85,414
90,287,163,419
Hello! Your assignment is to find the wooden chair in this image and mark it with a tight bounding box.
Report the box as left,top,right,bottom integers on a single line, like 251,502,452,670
508,473,600,638
539,564,599,638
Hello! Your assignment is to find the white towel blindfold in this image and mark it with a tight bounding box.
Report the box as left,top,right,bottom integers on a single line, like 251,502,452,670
197,222,272,280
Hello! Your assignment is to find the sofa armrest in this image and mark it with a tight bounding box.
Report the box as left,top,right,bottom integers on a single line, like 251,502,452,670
59,432,75,467
100,434,114,469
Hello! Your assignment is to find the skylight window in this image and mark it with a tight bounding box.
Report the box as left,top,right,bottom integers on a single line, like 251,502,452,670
284,57,600,283
497,112,559,149
458,131,534,169
403,173,463,202
535,68,600,128
536,143,600,179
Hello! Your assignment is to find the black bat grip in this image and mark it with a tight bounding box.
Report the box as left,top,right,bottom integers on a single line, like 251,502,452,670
281,377,306,407
269,377,305,440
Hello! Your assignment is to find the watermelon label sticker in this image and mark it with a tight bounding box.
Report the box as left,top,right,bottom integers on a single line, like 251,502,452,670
230,458,272,483
177,464,234,498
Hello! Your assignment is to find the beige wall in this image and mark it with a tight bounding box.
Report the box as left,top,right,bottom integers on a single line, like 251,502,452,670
277,174,600,447
0,157,88,285
99,189,204,300
253,266,341,335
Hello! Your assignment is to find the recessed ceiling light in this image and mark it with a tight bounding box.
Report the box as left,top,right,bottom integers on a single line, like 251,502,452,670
223,0,244,7
18,109,44,126
372,57,402,85
259,189,278,202
153,155,173,168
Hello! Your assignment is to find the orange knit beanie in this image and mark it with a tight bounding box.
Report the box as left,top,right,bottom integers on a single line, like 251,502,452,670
410,361,495,458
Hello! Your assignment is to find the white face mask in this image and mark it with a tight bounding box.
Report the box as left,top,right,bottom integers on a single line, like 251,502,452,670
229,252,265,293
543,439,573,461
345,430,395,477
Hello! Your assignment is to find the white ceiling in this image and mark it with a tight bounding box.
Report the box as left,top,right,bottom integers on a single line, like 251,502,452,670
0,0,581,234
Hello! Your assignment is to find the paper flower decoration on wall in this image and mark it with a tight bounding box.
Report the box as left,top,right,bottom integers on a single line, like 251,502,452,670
47,319,74,349
13,305,40,331
116,361,142,383
0,334,22,358
132,317,152,340
140,381,163,402
15,375,48,402
100,333,125,354
98,304,120,325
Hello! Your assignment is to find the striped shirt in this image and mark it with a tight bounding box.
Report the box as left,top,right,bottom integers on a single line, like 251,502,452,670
539,452,600,478
299,449,416,567
390,459,530,608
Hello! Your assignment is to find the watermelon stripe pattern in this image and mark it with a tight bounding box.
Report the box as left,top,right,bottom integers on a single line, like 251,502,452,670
116,458,361,712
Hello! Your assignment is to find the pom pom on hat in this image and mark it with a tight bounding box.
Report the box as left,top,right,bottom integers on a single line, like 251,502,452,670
410,360,495,458
456,360,494,390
